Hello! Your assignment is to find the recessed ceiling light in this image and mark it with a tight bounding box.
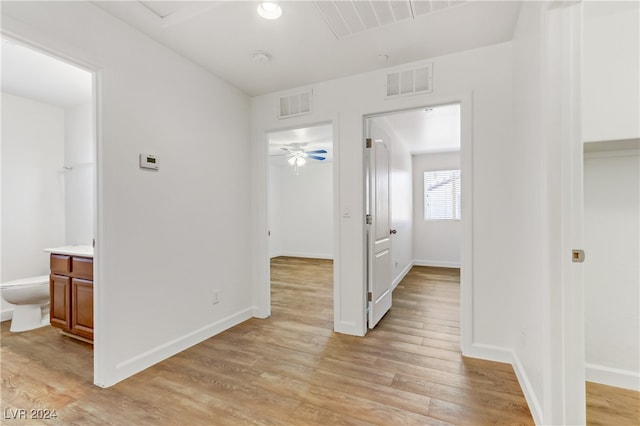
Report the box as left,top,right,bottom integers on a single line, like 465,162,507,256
257,2,282,20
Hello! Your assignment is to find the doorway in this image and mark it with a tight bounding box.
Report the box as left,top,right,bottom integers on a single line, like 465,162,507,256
363,102,468,346
583,142,640,407
0,36,97,370
266,123,335,316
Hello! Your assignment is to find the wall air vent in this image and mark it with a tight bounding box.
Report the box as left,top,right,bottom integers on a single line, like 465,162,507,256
385,63,433,98
279,90,313,119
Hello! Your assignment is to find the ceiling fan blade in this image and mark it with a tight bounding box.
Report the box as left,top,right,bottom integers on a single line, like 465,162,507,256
269,153,290,157
307,155,326,161
280,147,294,153
304,149,327,154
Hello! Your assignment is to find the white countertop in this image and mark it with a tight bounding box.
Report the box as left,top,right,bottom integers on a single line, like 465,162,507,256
44,245,94,258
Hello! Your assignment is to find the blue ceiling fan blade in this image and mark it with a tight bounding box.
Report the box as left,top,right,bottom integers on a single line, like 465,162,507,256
304,149,327,154
307,155,326,161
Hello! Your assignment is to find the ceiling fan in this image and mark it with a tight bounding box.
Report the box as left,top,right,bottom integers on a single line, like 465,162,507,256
271,144,327,174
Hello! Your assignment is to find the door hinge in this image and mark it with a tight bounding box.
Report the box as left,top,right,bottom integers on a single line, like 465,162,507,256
366,138,372,148
366,214,372,225
572,249,585,263
367,292,372,302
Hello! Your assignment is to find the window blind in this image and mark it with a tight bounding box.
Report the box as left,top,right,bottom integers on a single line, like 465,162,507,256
424,169,461,221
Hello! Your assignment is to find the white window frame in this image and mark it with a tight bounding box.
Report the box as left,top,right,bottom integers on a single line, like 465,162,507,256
424,169,461,221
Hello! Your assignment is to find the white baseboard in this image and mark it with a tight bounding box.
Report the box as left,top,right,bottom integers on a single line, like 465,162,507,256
1,308,14,322
466,342,513,364
464,343,543,426
252,305,270,319
334,320,365,336
511,350,544,426
413,259,461,268
392,262,413,290
99,307,254,388
270,252,333,260
586,363,640,391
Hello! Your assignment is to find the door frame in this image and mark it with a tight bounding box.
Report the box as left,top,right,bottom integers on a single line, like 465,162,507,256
262,120,339,319
0,28,102,384
544,2,586,423
361,93,473,353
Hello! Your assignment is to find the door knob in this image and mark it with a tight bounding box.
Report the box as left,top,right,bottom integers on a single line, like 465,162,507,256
390,229,397,235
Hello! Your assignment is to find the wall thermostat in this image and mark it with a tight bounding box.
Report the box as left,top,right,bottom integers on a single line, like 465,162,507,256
139,153,159,170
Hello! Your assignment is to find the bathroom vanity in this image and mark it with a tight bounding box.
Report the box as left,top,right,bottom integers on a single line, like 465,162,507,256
44,246,94,343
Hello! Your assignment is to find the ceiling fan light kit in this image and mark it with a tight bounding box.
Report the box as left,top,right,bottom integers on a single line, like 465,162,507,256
288,154,306,166
271,146,328,175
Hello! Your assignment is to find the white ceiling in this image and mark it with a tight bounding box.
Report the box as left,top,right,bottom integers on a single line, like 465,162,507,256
1,1,516,156
1,37,92,108
95,1,523,96
380,103,460,154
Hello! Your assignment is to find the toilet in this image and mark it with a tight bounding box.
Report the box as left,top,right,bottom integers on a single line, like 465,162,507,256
0,275,50,332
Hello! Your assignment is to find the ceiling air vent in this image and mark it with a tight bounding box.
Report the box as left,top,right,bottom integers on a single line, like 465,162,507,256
313,1,467,40
385,63,433,98
279,90,312,119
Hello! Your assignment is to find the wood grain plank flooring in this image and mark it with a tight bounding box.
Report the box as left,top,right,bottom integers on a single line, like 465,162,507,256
586,381,640,426
0,257,634,424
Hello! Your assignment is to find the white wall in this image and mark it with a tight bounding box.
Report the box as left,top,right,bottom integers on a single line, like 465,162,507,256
268,163,283,258
581,2,640,392
2,1,252,387
510,3,586,424
510,4,554,422
584,148,640,390
252,42,513,344
583,2,640,143
64,102,94,245
269,162,333,259
1,93,66,318
412,152,461,268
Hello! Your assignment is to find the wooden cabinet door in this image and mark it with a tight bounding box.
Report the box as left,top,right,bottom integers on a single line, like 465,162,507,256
71,278,93,340
50,275,71,329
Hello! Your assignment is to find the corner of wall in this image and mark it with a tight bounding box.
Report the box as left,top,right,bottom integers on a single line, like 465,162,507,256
463,343,544,425
334,320,365,337
511,349,544,426
392,261,413,290
99,307,255,388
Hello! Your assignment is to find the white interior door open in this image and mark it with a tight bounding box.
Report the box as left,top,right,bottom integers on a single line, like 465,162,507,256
366,136,392,328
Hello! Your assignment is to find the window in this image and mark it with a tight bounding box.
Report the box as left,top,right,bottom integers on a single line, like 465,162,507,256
424,169,461,221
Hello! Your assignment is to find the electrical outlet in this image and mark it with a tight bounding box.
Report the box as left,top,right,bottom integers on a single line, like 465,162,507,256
212,290,220,305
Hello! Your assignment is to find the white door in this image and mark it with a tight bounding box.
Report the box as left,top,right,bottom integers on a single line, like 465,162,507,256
366,137,393,328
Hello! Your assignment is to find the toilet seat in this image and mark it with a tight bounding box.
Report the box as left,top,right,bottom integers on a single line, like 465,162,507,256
0,275,49,289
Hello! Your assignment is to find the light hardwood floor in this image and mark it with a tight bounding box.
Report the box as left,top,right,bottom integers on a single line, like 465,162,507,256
0,257,636,425
586,381,640,426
